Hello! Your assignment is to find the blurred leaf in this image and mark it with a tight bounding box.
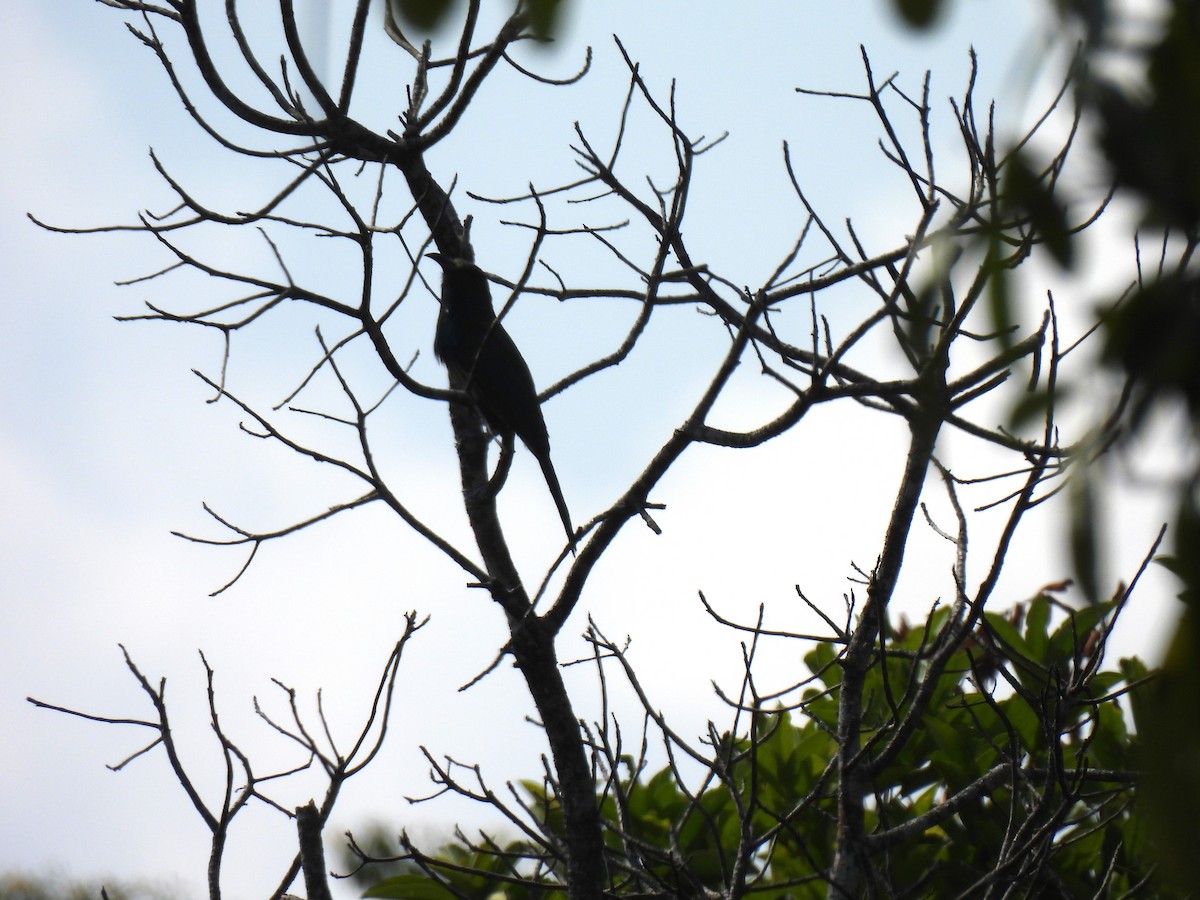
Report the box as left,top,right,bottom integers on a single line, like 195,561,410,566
1001,152,1073,268
1157,554,1200,609
365,874,456,899
1069,466,1101,603
1092,1,1200,228
1102,275,1200,424
526,0,563,39
388,0,456,31
985,232,1015,351
904,281,939,362
1132,509,1200,891
1009,385,1071,432
893,0,944,28
1056,0,1111,49
1139,606,1200,892
387,0,564,39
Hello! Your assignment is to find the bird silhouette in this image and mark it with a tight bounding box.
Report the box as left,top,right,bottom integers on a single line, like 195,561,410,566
430,252,576,549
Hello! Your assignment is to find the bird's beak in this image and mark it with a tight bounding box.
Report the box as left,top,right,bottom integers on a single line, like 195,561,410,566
427,251,446,267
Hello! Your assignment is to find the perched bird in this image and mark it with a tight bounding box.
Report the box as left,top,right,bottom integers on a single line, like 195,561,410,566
430,252,576,549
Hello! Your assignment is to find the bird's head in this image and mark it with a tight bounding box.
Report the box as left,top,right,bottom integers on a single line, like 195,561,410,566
427,251,475,273
428,251,487,290
428,252,493,314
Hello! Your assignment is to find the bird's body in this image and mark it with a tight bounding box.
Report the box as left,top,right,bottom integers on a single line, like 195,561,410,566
430,253,576,549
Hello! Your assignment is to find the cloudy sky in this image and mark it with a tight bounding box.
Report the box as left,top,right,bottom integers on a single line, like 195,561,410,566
0,1,1179,897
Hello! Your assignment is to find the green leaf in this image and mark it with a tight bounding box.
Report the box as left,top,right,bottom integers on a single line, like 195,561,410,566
388,0,456,31
803,641,839,687
1081,699,1131,769
1101,275,1200,426
1068,467,1101,603
984,609,1033,660
985,231,1015,351
1138,606,1200,891
1092,1,1200,227
1025,592,1053,657
1047,600,1111,666
1008,383,1078,432
924,715,972,787
365,874,456,899
1000,695,1042,752
1001,152,1074,268
526,0,563,39
893,0,944,28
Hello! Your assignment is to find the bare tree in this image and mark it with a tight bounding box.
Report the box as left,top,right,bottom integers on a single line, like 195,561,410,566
30,617,423,900
30,2,1161,898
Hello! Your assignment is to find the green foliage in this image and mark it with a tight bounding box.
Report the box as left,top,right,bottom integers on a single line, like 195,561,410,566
0,873,179,900
1136,556,1200,893
1089,1,1200,230
1103,272,1200,426
364,842,564,900
901,3,1200,878
1067,464,1101,603
1065,3,1200,884
354,598,1171,897
980,147,1074,359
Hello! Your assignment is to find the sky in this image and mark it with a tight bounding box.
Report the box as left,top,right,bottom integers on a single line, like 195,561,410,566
0,1,1180,898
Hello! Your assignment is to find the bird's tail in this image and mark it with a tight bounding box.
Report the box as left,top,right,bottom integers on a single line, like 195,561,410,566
538,453,578,554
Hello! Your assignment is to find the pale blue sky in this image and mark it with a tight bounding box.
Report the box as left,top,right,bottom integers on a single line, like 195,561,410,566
0,1,1177,897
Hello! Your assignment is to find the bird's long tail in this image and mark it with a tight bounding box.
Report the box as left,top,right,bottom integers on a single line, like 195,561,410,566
537,453,577,554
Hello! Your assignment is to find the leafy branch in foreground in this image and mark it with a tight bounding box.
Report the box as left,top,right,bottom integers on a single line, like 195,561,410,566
347,575,1169,897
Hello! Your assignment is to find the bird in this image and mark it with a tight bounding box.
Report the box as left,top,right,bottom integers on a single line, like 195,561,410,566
429,251,576,550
